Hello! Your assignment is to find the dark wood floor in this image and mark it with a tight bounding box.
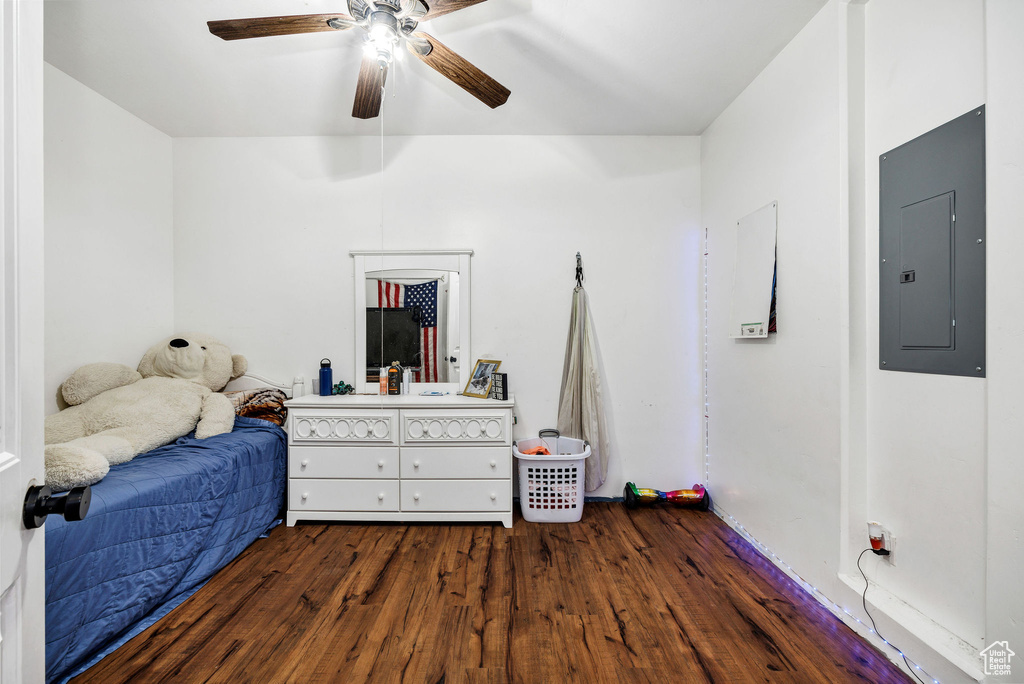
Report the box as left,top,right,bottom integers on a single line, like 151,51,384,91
73,504,911,683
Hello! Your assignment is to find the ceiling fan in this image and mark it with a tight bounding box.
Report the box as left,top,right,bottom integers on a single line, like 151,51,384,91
208,0,511,119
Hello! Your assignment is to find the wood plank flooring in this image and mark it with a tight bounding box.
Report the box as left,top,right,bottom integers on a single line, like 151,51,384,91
73,504,911,683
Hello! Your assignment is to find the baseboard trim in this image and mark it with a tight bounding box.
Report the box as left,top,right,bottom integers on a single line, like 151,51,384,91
836,573,984,681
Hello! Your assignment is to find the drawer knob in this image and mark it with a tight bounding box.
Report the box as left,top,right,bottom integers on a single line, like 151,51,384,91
413,460,421,468
301,459,309,468
489,460,496,468
377,492,385,501
301,492,309,500
490,493,497,501
413,493,420,501
378,460,385,468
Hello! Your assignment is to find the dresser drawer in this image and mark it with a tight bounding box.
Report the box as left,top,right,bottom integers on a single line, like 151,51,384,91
401,447,510,479
290,446,398,479
289,479,399,512
400,409,510,446
290,409,399,446
401,480,511,512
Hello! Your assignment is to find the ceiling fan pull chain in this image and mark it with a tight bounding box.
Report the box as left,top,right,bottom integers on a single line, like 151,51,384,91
380,76,387,244
390,55,398,101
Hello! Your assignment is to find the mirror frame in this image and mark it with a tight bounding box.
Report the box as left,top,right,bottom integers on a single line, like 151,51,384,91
351,249,472,395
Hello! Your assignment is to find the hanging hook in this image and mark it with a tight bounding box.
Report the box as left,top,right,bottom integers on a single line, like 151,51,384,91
575,252,584,288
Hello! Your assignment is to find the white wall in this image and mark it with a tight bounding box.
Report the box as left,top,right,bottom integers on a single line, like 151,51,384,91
862,0,988,654
172,135,704,498
702,0,845,593
44,64,174,411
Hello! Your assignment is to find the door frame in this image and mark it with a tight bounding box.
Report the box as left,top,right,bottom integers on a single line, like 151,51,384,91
1,0,46,682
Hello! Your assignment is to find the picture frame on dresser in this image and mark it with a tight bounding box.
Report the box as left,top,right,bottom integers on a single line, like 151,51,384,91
464,359,501,398
489,372,508,401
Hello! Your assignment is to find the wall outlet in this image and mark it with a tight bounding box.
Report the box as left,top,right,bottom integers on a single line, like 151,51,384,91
867,521,896,566
881,529,896,566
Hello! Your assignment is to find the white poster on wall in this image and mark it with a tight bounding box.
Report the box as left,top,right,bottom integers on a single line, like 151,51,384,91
728,201,777,339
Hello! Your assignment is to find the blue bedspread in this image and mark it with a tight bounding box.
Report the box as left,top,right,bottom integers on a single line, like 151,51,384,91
44,416,286,683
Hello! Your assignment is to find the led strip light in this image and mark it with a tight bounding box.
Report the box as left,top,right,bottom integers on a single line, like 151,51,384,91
703,227,710,488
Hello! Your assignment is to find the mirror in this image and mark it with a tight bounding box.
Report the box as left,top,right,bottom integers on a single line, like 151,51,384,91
352,250,472,394
728,201,777,338
364,268,459,383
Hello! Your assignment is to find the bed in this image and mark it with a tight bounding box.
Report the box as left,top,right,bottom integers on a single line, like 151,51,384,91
44,387,289,684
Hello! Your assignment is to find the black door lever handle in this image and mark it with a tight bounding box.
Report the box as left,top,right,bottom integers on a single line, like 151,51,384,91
23,484,92,529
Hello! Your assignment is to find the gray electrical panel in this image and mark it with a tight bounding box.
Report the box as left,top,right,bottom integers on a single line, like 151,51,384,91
879,106,985,377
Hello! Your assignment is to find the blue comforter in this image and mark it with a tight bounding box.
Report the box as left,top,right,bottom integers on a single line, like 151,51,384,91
45,417,286,683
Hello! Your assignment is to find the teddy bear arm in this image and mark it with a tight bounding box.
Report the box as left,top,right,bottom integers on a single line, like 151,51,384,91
44,425,157,493
62,362,143,406
45,405,88,444
45,442,109,492
195,392,236,439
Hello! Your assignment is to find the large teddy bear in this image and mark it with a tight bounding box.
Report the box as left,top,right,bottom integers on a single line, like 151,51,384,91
44,333,248,491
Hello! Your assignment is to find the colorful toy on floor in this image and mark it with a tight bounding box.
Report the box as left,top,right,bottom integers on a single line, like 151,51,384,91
623,482,710,511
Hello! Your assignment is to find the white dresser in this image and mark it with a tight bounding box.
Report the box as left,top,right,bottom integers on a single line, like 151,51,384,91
284,394,515,528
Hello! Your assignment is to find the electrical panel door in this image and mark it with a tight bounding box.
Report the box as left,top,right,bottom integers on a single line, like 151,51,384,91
898,192,954,350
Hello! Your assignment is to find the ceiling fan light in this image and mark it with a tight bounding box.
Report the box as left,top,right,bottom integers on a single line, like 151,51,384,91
366,10,399,68
369,23,397,44
369,10,399,36
363,37,394,67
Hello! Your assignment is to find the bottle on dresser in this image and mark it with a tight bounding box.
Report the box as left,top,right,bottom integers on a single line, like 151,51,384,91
319,359,332,397
387,362,402,395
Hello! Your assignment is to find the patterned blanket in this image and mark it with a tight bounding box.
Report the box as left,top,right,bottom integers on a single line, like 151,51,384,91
223,387,288,426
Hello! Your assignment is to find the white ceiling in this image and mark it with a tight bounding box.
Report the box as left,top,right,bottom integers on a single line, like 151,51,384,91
44,0,827,137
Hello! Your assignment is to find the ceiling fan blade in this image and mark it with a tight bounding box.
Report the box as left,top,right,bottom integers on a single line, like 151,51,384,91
421,0,488,21
352,55,389,119
408,32,509,109
207,14,355,41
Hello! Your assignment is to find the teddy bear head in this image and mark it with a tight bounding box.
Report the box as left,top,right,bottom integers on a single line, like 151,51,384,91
137,333,247,391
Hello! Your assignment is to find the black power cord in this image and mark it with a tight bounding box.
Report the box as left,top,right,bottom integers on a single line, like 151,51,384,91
857,548,932,684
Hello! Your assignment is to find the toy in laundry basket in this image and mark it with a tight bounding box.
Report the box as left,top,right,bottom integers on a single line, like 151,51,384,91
623,482,710,511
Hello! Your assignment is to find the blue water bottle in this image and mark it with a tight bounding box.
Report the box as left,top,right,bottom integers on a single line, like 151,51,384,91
319,358,332,396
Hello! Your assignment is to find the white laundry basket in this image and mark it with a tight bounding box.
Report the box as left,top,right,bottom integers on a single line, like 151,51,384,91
513,429,591,523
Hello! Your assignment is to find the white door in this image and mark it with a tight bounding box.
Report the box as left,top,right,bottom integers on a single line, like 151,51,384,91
0,1,46,683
